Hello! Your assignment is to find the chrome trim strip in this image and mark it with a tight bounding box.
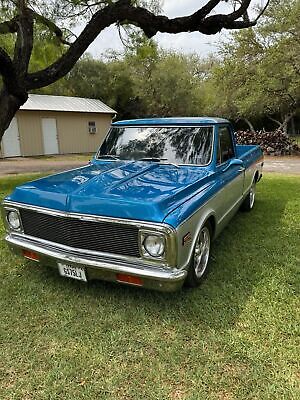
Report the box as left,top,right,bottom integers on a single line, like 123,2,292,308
10,231,172,269
139,229,167,261
5,234,186,283
2,206,24,233
2,200,174,233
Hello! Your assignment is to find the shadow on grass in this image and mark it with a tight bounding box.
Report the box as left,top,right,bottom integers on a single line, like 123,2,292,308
15,175,297,334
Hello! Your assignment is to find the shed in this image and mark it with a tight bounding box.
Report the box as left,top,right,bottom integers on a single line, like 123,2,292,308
0,94,116,158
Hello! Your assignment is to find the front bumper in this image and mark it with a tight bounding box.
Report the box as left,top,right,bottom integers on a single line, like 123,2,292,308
5,234,186,292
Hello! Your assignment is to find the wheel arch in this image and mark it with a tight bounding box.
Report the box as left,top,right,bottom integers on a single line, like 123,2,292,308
254,170,260,183
205,214,216,240
185,210,216,266
184,212,215,287
175,204,218,271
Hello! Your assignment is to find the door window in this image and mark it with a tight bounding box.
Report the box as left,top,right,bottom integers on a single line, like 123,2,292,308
217,126,235,164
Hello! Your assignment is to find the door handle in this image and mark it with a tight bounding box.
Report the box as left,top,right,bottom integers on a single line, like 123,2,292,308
238,167,245,172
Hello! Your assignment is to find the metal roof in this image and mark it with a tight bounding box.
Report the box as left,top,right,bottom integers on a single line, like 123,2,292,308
20,94,116,114
113,117,229,126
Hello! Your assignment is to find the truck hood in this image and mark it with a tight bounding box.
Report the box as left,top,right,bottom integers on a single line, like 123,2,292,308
8,161,213,223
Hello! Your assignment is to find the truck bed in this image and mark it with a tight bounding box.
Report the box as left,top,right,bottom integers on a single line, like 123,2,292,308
236,144,263,168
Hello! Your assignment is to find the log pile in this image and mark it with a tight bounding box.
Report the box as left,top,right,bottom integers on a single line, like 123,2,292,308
235,130,300,155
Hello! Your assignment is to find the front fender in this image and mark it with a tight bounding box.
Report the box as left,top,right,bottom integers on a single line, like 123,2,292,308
175,208,216,270
163,181,219,270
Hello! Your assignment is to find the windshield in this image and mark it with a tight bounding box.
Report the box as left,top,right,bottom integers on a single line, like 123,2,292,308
97,126,214,165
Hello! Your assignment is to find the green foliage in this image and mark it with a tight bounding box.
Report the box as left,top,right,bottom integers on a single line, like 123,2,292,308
203,0,300,129
0,0,162,72
106,60,140,119
1,0,298,130
0,31,14,56
136,52,204,117
29,33,65,73
65,0,297,127
0,17,66,75
38,40,205,120
37,57,110,97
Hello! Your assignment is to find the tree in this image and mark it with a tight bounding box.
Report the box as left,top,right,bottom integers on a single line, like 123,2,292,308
41,44,206,119
203,0,299,132
256,0,300,132
0,0,269,140
41,57,111,99
129,50,205,117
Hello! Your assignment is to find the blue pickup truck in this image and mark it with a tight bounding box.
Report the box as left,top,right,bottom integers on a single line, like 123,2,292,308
2,118,263,291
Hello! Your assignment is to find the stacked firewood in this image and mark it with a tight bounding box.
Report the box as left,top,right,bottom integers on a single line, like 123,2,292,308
235,130,300,155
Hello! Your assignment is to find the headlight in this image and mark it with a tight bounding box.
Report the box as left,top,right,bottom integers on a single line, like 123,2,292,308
143,234,165,258
7,210,21,230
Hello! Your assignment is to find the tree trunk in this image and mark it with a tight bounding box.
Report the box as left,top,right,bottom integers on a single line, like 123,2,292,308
281,111,296,135
243,118,255,132
290,116,296,136
236,117,255,132
282,119,288,135
0,89,27,141
267,115,282,129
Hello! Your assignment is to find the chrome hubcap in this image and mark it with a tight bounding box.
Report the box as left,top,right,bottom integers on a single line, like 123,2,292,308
250,183,256,208
194,227,210,278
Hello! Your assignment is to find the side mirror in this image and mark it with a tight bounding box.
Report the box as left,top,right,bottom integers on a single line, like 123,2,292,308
222,158,244,172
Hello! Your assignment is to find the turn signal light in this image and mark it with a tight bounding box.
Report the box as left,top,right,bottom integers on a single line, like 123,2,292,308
22,249,40,262
116,273,143,286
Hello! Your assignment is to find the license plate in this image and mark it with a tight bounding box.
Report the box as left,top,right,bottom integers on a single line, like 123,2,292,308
58,263,87,282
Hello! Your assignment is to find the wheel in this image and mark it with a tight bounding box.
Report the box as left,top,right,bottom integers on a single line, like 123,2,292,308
185,221,211,288
241,180,256,211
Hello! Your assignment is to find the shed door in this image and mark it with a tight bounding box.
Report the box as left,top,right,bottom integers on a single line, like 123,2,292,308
1,118,21,157
42,118,59,155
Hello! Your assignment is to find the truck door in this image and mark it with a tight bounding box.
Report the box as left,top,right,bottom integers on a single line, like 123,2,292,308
216,126,244,224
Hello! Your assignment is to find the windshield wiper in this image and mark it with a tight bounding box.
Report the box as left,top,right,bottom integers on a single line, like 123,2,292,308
97,154,119,160
138,157,167,162
138,157,179,168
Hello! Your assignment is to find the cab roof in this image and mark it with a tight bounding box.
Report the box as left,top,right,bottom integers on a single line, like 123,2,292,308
112,117,230,126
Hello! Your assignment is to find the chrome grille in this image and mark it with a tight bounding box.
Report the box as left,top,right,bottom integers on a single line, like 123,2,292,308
19,209,140,258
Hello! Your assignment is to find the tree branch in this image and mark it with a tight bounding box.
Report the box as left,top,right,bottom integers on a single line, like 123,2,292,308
26,0,267,89
0,16,19,34
226,0,252,20
254,0,271,23
0,47,27,100
30,10,71,46
13,6,34,81
267,115,282,126
0,9,71,45
0,48,15,86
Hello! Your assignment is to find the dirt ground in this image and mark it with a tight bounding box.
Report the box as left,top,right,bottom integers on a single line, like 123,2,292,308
0,154,300,176
262,156,300,175
0,155,90,176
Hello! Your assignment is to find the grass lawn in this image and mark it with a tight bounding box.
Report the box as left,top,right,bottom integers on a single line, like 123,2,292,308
0,173,299,400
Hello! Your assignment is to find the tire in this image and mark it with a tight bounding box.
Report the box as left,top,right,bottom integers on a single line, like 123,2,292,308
241,180,256,212
185,221,212,288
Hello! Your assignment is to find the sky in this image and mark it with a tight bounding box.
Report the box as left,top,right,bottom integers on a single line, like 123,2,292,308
80,0,234,59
